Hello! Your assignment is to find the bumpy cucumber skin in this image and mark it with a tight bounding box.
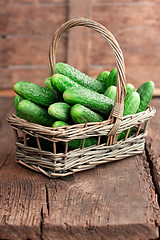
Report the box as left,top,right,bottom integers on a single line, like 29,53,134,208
48,102,71,122
117,92,140,141
52,120,97,150
70,104,104,124
136,81,154,113
51,74,81,94
52,121,68,128
14,81,59,107
126,83,135,95
105,68,117,89
45,77,56,92
18,100,55,126
104,86,117,101
96,71,110,89
123,92,140,116
14,95,24,119
124,83,135,104
63,87,114,116
54,62,105,93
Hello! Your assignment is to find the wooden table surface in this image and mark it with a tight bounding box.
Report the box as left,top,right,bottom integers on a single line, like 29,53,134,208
0,97,160,240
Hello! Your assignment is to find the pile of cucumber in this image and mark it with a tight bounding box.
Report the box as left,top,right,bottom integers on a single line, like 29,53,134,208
13,62,155,149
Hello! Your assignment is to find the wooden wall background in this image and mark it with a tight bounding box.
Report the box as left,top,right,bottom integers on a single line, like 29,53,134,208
0,0,160,96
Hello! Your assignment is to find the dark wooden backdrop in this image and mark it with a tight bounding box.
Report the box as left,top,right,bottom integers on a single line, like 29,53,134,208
0,0,160,96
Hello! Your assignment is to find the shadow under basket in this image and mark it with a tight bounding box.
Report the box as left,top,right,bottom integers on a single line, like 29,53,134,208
8,106,155,178
7,18,156,178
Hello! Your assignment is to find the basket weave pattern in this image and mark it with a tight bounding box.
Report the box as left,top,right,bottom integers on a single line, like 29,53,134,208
8,18,156,178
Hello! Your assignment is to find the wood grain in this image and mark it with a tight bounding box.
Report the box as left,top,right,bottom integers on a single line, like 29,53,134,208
0,97,49,240
42,153,159,239
0,36,67,66
146,98,160,196
0,97,159,239
1,0,67,5
89,3,160,88
67,0,91,74
0,68,49,89
0,5,68,35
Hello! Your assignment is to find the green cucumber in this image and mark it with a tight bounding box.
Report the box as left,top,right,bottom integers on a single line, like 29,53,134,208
126,83,135,95
14,95,24,119
18,100,55,126
48,102,71,122
51,74,81,94
14,81,59,107
117,92,140,141
54,62,105,93
96,71,110,85
136,81,154,113
52,121,68,128
70,104,104,124
63,87,114,116
104,68,117,89
104,86,116,101
45,77,56,92
52,121,97,150
124,83,135,104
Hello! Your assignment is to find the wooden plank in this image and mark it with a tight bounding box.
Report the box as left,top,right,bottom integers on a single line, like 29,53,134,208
42,153,159,239
0,36,67,66
146,98,160,196
0,97,15,169
0,97,159,239
0,5,67,35
89,2,160,88
88,65,160,90
92,0,157,4
0,89,16,96
0,0,67,5
0,97,49,240
67,0,91,74
0,68,49,90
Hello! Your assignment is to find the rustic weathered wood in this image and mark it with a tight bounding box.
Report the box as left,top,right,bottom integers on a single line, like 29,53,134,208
67,0,91,74
89,2,160,88
146,98,160,197
0,68,49,90
1,98,159,239
0,97,14,168
42,152,159,240
0,36,67,67
0,5,68,35
0,97,49,240
1,0,67,5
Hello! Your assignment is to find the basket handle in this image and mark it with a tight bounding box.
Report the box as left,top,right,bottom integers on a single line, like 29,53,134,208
49,17,127,144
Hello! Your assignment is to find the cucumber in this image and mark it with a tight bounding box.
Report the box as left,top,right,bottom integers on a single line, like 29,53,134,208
52,121,68,128
14,81,59,107
45,77,56,92
14,95,24,119
104,86,116,101
70,104,104,124
48,102,71,122
18,100,55,126
104,68,117,89
136,81,154,113
96,71,110,85
51,74,81,94
117,92,140,141
63,87,114,116
126,83,135,95
54,62,105,93
52,121,97,150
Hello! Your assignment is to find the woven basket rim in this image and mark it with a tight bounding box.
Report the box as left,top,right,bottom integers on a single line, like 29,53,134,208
7,105,156,141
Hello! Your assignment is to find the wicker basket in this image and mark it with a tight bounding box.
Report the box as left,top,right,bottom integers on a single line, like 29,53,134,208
8,18,156,178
